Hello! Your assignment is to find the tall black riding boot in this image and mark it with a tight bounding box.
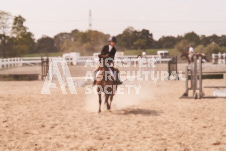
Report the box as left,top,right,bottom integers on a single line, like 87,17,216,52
93,71,97,85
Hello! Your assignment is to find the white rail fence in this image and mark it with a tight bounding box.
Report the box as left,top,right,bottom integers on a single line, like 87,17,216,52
0,57,44,69
212,53,226,65
0,58,23,69
0,52,171,70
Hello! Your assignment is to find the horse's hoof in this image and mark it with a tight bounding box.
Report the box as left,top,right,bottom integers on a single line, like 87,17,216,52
98,110,101,113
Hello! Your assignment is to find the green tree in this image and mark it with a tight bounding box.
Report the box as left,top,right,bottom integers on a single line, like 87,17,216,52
184,32,200,46
54,32,72,52
59,29,108,55
205,43,221,54
195,45,206,53
36,36,57,54
139,29,153,49
10,15,35,56
157,36,176,48
207,34,219,44
11,15,27,37
116,27,137,49
60,38,76,53
133,39,147,50
174,39,191,53
199,35,209,46
0,10,12,57
10,32,35,56
218,35,226,47
116,27,154,50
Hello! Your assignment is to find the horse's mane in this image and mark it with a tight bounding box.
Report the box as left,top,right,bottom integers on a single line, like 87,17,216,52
98,54,109,59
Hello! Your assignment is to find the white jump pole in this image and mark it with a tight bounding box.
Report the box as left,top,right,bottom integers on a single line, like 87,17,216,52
48,58,53,81
199,57,202,98
20,58,22,66
218,53,222,65
223,53,226,65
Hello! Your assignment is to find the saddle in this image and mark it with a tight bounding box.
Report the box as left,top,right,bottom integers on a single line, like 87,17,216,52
93,54,122,85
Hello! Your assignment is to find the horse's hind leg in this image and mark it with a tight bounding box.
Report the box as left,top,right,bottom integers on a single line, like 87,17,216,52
98,94,102,113
105,94,110,110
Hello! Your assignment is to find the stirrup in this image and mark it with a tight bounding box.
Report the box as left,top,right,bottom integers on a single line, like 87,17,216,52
116,80,123,85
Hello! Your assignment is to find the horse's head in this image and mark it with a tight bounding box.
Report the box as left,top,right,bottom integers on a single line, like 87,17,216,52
98,54,112,68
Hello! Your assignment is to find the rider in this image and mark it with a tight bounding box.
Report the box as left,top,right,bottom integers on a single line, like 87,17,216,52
142,50,146,58
188,45,194,61
93,36,123,85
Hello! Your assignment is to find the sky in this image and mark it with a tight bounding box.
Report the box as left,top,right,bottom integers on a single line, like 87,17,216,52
1,0,226,40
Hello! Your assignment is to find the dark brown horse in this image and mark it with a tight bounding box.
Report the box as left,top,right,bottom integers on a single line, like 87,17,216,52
96,54,118,113
180,52,209,64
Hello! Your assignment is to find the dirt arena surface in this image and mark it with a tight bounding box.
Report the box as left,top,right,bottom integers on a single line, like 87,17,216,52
0,64,226,150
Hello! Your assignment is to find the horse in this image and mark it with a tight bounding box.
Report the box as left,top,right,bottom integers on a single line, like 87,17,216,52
96,54,118,113
180,52,209,64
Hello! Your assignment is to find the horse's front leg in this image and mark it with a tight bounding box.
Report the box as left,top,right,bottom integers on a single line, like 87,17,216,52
97,86,102,113
98,93,102,113
105,94,110,110
109,94,113,110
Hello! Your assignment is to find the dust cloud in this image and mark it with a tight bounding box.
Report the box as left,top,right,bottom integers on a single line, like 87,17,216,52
84,82,155,112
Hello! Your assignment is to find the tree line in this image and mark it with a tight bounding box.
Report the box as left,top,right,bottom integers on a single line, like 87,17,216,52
1,10,226,58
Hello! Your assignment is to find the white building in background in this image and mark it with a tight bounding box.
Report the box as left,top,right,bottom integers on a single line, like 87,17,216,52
115,51,124,59
63,52,80,65
157,50,169,58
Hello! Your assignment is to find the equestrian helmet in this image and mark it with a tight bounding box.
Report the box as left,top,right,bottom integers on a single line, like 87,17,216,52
108,36,117,43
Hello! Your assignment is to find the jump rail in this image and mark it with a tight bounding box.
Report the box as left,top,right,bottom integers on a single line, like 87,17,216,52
181,56,226,99
182,56,203,99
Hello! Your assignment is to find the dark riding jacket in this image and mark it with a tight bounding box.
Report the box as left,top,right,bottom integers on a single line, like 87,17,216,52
101,45,116,64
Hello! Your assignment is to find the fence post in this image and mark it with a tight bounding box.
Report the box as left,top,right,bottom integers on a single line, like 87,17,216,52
7,58,10,68
167,56,178,80
0,58,2,69
41,57,50,80
218,53,221,65
41,57,43,80
185,66,188,96
199,57,202,98
47,57,49,80
17,58,19,66
190,60,193,93
175,56,177,75
5,59,7,68
223,53,226,65
193,56,197,97
167,59,171,78
12,58,14,67
2,59,4,69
